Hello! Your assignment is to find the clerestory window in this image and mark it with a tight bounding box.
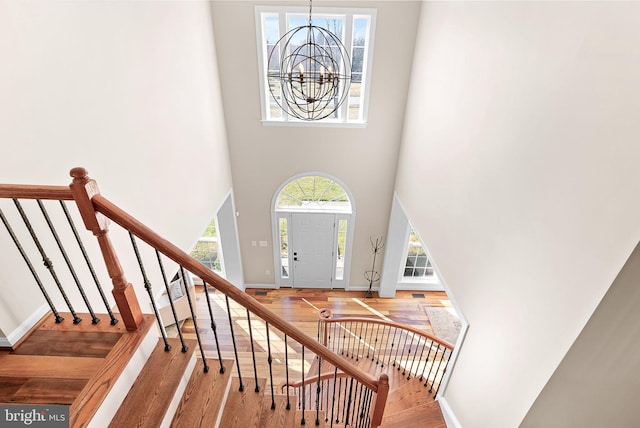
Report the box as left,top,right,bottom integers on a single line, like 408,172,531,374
256,6,376,126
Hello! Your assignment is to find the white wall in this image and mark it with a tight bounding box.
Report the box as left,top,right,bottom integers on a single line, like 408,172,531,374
521,242,640,427
209,1,421,287
397,2,640,427
0,1,232,342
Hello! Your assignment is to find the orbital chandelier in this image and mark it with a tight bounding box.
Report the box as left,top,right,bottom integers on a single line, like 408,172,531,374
267,0,352,121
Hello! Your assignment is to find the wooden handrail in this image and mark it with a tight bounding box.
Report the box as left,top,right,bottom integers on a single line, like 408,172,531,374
319,309,455,350
91,193,380,392
0,184,73,200
279,370,352,392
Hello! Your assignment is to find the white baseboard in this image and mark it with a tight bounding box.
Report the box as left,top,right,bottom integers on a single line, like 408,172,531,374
438,396,462,428
0,304,49,347
244,283,277,289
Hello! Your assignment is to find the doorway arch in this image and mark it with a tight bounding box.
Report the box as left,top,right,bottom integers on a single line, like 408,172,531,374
271,173,355,288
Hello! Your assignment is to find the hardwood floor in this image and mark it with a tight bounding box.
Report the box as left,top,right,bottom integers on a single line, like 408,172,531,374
180,288,453,389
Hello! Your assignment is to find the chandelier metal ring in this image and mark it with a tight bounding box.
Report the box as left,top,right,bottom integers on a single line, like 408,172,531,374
267,2,352,121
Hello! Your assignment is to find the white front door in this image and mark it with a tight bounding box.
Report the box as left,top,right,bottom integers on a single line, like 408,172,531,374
290,213,335,288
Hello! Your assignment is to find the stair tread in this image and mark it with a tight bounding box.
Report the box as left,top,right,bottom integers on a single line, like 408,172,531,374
108,338,196,428
384,376,434,414
381,401,446,428
258,394,296,428
0,354,102,379
220,377,267,427
70,314,156,427
170,359,234,428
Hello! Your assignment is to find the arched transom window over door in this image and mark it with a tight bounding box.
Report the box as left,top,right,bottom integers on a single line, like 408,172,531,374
272,174,355,289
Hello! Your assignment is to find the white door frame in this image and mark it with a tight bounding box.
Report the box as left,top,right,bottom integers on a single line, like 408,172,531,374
271,173,355,289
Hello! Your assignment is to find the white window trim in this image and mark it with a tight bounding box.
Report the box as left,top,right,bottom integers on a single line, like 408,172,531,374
255,5,377,127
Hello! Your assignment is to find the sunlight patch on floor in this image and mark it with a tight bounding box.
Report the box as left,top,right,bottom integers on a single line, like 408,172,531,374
352,298,392,321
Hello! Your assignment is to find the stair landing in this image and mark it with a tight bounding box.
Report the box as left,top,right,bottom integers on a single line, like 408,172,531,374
0,312,155,427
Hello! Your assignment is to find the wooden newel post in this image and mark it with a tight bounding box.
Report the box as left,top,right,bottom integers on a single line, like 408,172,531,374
69,167,144,331
318,308,332,346
370,373,389,428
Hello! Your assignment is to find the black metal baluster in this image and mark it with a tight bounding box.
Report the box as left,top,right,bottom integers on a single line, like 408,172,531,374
224,295,241,384
339,322,346,355
387,327,399,368
285,334,291,410
397,331,410,372
13,199,81,323
177,266,208,372
362,322,370,359
155,252,188,352
246,310,260,392
405,333,417,375
265,322,275,408
425,343,442,388
349,381,360,426
315,354,322,426
60,201,118,325
429,345,447,394
0,208,63,323
354,322,363,361
330,322,337,353
129,233,170,350
201,280,225,373
362,389,373,428
371,323,381,361
335,377,342,424
344,378,355,426
434,348,452,396
380,325,393,367
330,367,338,427
420,340,435,382
301,345,306,425
37,200,99,324
346,321,354,357
409,336,427,380
324,378,330,423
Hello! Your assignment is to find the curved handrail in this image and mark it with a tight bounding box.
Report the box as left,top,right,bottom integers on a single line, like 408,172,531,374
318,308,455,350
0,184,73,200
279,370,353,393
92,194,380,391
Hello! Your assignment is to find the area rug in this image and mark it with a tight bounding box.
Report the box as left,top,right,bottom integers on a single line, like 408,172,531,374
423,306,462,345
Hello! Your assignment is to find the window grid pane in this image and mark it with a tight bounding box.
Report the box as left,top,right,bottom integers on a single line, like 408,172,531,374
404,229,434,278
259,8,373,124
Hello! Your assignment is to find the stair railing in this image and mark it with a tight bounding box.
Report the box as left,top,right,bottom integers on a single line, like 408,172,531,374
0,168,391,426
318,308,455,397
